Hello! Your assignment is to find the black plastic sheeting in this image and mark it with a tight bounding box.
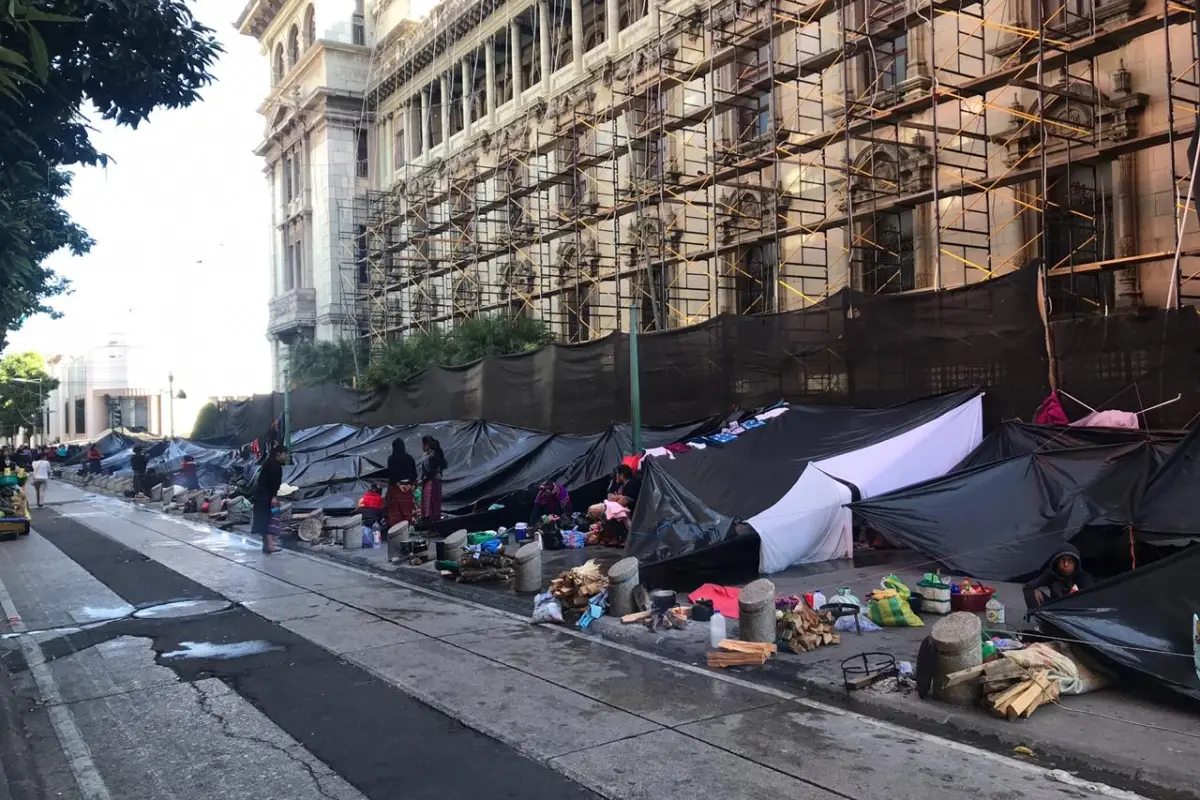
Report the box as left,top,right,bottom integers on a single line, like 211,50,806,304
1034,545,1200,703
281,418,718,514
625,389,981,567
219,268,1048,440
1132,425,1200,542
955,422,1185,470
851,443,1162,581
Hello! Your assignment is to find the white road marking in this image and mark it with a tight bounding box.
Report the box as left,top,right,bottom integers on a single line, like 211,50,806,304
68,486,1149,799
0,564,113,800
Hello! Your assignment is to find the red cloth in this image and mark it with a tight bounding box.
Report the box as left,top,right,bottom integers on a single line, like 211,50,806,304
386,484,416,528
359,491,384,510
622,454,642,472
688,583,742,619
421,479,443,523
1034,391,1070,426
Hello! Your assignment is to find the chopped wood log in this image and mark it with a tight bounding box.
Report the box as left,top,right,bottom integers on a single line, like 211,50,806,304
942,664,987,688
622,611,652,624
718,640,778,656
777,602,838,653
707,650,769,668
982,668,1060,720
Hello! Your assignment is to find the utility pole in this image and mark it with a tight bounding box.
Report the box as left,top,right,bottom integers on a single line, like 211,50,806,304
282,364,292,449
168,372,175,438
629,306,642,454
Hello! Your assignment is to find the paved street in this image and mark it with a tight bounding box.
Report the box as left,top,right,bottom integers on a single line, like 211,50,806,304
0,482,1151,800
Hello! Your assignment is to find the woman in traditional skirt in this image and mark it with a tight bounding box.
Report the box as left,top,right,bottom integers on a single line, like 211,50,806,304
418,435,447,525
385,438,417,534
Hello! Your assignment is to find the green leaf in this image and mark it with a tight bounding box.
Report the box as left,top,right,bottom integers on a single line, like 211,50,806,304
0,46,28,67
18,9,79,24
26,25,46,82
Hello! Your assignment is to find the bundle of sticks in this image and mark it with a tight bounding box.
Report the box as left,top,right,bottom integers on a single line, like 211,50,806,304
707,640,777,668
777,602,839,653
548,560,608,608
458,552,515,583
941,658,1061,720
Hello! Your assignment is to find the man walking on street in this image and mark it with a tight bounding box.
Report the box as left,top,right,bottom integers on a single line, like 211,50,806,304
130,445,148,495
29,452,50,508
253,444,287,554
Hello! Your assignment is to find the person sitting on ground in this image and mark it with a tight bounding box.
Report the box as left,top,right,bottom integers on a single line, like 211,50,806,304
1023,545,1094,609
607,464,642,510
531,480,572,524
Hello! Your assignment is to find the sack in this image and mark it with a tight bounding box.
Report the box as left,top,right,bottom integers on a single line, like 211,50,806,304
916,573,952,604
882,574,913,600
868,589,924,627
531,592,564,624
826,587,881,633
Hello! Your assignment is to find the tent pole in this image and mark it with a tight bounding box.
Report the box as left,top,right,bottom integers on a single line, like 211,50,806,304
630,306,642,454
283,365,292,450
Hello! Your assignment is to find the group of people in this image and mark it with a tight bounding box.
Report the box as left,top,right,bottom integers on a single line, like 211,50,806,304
378,435,447,532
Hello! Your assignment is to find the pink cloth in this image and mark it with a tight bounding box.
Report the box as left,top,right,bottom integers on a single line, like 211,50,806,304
1071,410,1140,429
603,500,629,521
688,584,742,619
1034,391,1070,426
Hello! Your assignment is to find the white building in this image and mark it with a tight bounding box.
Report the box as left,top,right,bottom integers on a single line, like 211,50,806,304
43,337,169,442
236,0,377,390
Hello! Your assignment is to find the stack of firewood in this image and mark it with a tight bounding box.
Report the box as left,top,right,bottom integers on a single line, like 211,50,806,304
458,552,515,583
707,640,777,668
941,658,1060,719
548,560,608,609
777,602,840,653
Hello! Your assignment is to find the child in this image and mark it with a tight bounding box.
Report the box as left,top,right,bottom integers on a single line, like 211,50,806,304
358,483,385,547
1023,545,1093,608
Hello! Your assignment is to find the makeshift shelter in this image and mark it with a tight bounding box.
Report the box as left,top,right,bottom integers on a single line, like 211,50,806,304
279,418,717,514
626,390,984,573
956,421,1183,470
1034,545,1200,703
850,442,1162,581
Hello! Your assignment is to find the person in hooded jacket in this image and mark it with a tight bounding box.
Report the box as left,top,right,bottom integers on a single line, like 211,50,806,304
385,438,418,533
1023,544,1093,608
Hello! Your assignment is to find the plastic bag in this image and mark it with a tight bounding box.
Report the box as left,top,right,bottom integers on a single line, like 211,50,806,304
867,588,924,627
531,592,564,624
826,587,881,633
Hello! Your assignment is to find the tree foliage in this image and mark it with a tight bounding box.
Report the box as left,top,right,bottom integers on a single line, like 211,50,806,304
362,315,557,391
0,351,58,440
0,0,221,345
288,340,363,389
190,401,220,440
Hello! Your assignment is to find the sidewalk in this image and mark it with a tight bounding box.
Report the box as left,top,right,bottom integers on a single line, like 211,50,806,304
57,481,1200,798
296,528,1200,799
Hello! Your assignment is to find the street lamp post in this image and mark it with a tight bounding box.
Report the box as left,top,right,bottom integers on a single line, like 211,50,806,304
10,378,44,446
168,372,175,438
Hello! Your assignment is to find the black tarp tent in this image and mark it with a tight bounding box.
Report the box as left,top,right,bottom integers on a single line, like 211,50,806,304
1033,545,1200,703
851,422,1197,582
626,389,985,572
850,443,1162,581
280,418,718,514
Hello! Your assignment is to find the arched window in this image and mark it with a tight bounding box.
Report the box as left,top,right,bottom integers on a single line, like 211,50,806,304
304,5,316,48
272,43,285,84
287,24,300,66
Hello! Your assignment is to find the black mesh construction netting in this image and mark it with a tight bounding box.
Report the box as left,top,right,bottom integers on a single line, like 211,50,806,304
219,268,1121,442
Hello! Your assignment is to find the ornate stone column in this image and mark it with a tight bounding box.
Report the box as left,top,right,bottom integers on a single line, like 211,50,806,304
607,0,620,53
460,58,472,137
420,87,431,154
571,0,584,68
510,21,524,104
538,0,552,84
439,73,451,144
485,37,497,120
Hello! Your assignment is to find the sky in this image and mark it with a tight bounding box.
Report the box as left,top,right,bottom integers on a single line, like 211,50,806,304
4,0,272,399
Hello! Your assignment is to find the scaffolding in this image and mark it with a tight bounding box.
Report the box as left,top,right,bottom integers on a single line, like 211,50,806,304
340,0,1199,357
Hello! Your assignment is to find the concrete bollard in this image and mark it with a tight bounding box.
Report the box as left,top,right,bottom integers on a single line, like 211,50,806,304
738,578,777,644
931,612,983,706
514,542,543,593
443,529,468,563
340,514,364,550
607,557,640,617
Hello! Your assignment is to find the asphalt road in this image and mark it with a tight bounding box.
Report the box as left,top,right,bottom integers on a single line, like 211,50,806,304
0,483,1157,800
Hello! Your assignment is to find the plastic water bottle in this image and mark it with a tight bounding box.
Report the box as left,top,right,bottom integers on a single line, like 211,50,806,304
985,596,1006,626
709,611,726,648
